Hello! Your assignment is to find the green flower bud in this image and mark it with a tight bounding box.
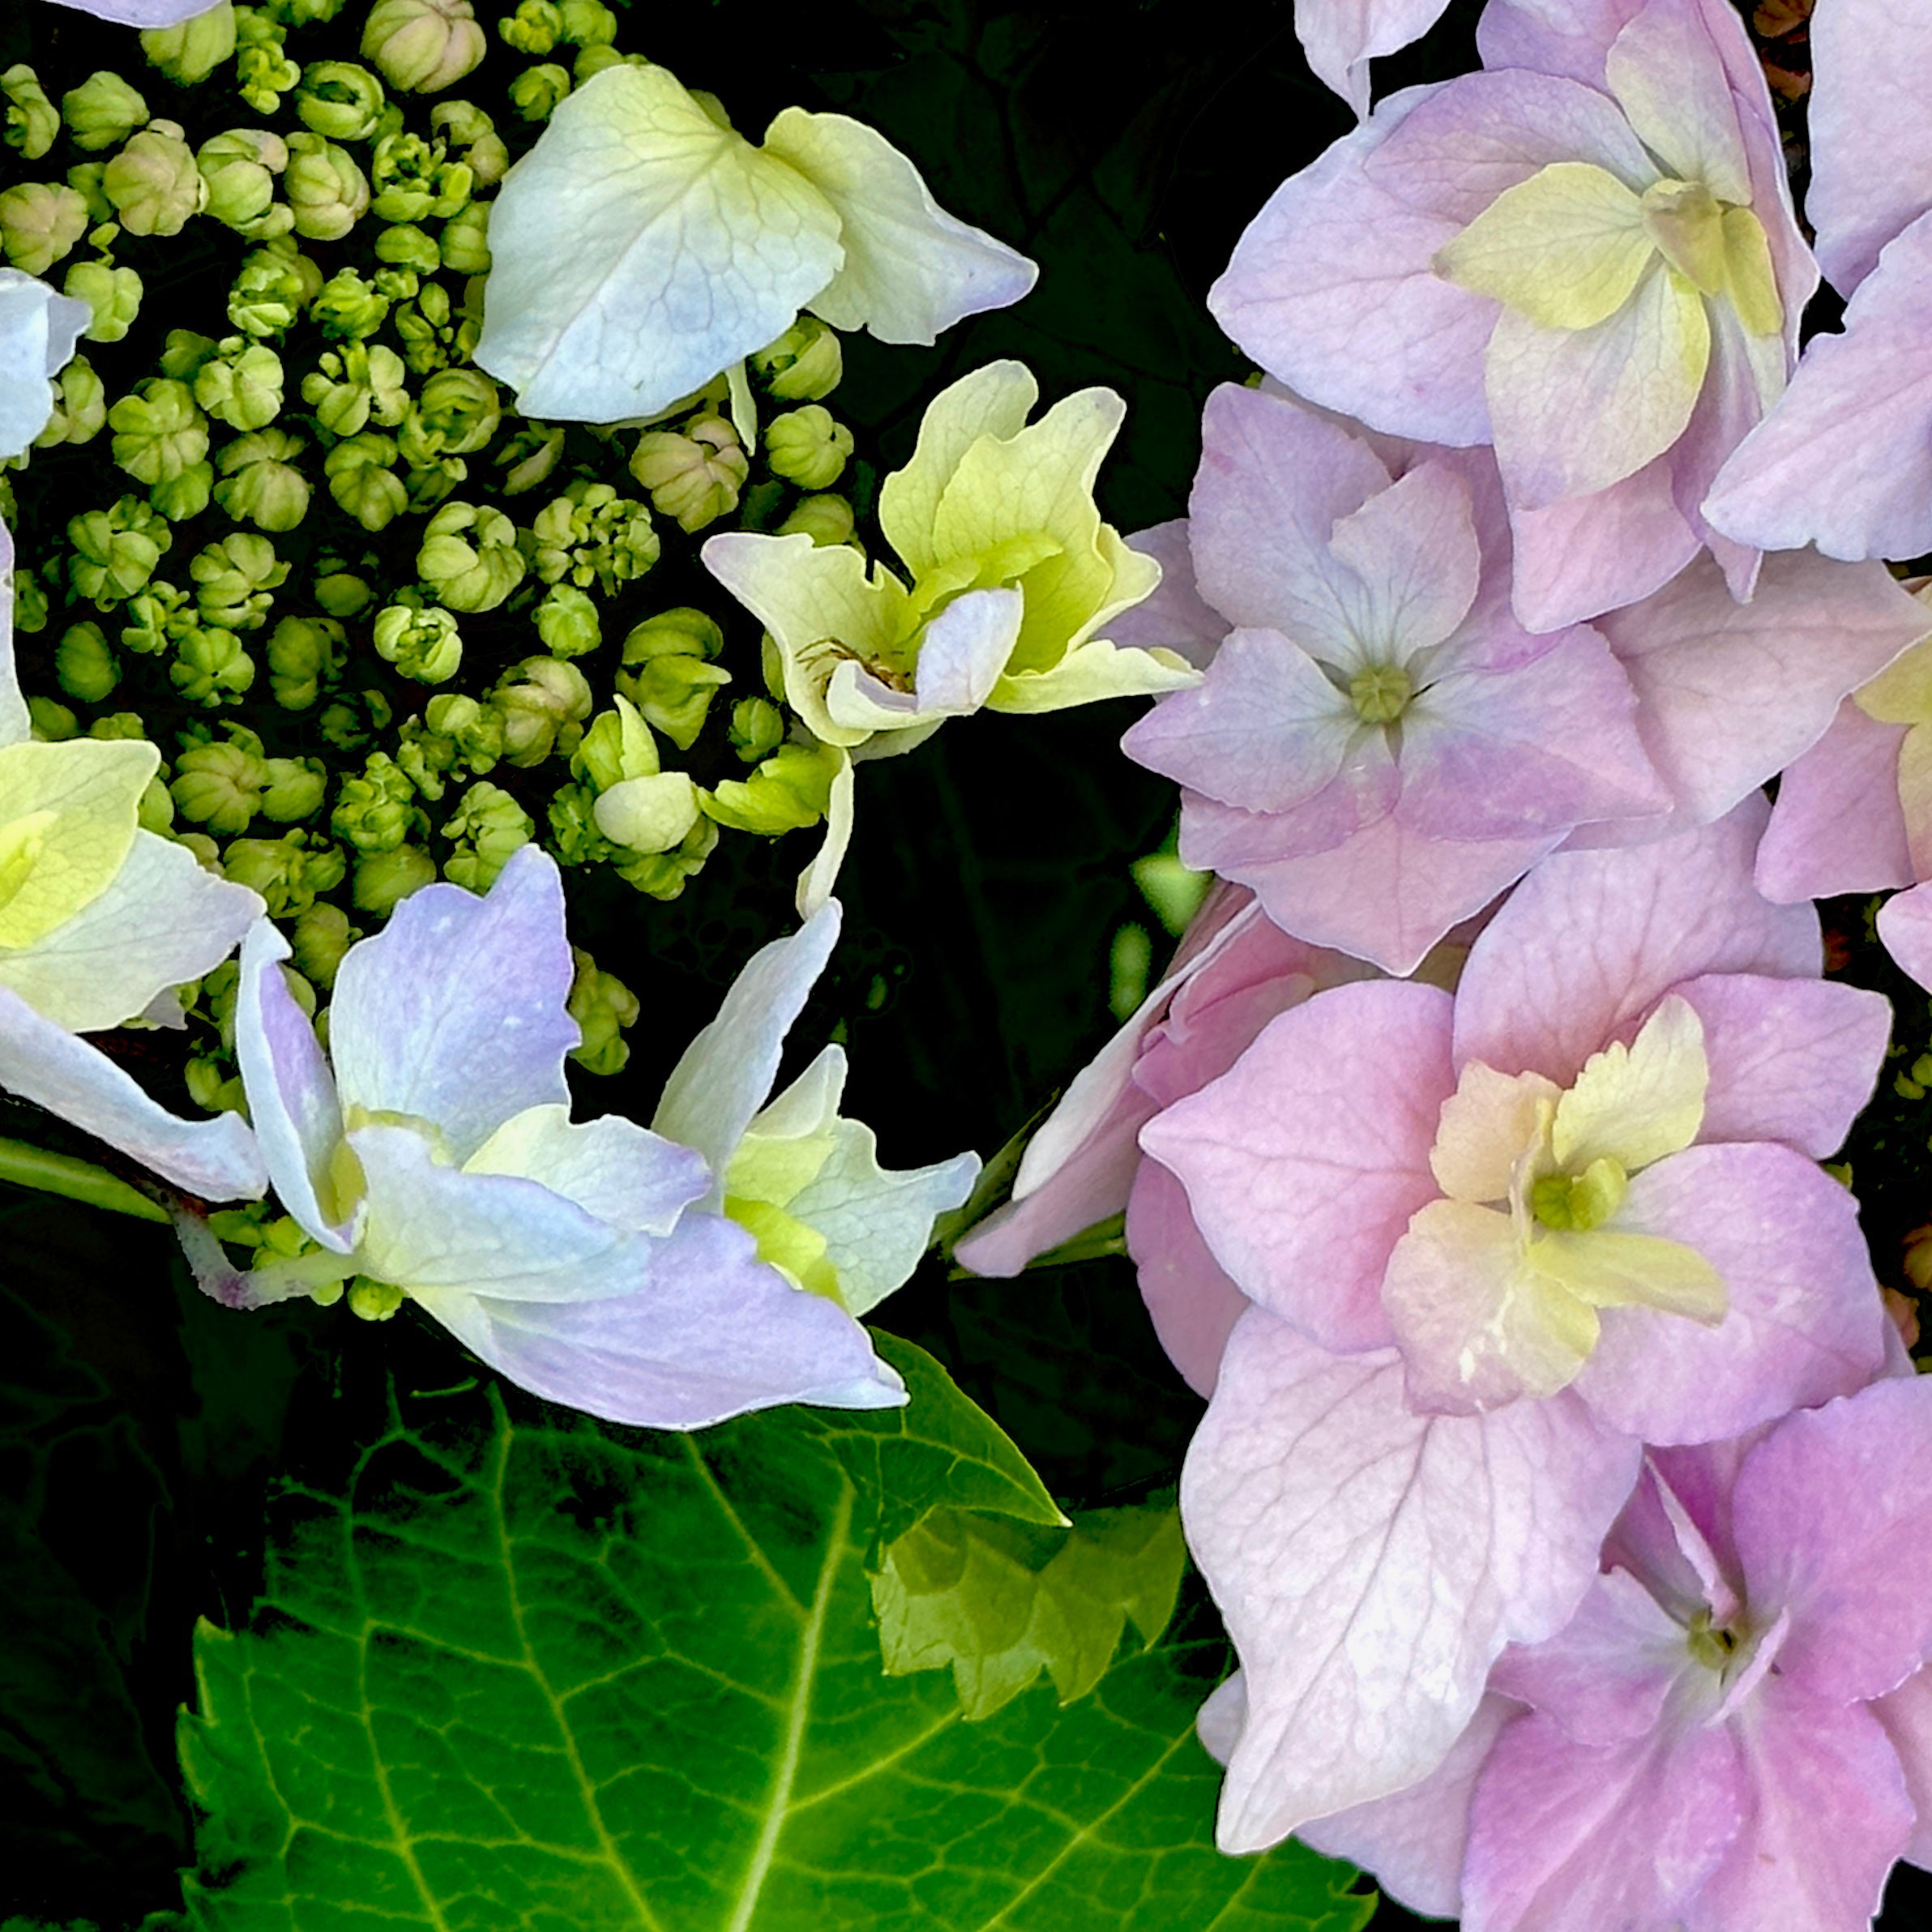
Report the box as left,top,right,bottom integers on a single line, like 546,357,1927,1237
34,355,108,447
61,262,143,346
629,415,748,533
301,341,408,438
776,491,856,548
495,424,564,497
88,710,147,743
11,566,49,634
391,276,459,374
185,1057,245,1114
140,6,239,88
557,0,617,45
0,182,88,276
318,686,391,752
137,772,174,833
434,200,489,275
54,622,119,703
391,716,453,800
408,365,499,457
63,165,114,228
284,134,370,242
572,45,638,83
565,946,636,1075
215,428,310,532
264,0,349,25
28,696,79,742
352,842,435,914
3,66,58,162
415,500,523,612
618,650,729,752
571,695,656,792
703,739,841,836
169,626,257,706
499,1,562,55
493,656,591,767
157,336,212,392
331,750,421,853
104,124,207,237
62,73,149,154
309,265,389,340
222,831,344,918
442,780,532,889
266,613,346,707
313,568,373,619
192,339,283,431
235,8,302,116
750,316,842,402
120,579,190,656
369,130,469,223
362,0,486,94
729,695,786,763
374,221,440,277
109,378,207,487
228,241,318,336
430,99,507,185
294,61,387,143
190,532,287,631
150,461,213,521
259,756,327,822
172,738,267,834
424,691,502,773
528,480,659,592
531,583,598,660
764,404,853,491
291,901,356,988
544,780,612,868
197,128,292,240
68,497,171,606
611,813,715,900
508,62,571,122
324,432,407,531
373,600,463,682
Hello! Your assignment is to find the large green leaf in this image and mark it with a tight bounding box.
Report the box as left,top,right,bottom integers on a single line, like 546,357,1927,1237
178,1366,1369,1932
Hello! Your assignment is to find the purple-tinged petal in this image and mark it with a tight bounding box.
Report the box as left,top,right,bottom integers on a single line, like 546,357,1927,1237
1328,458,1483,657
1183,1310,1639,1850
416,1210,901,1430
1474,0,1647,88
1757,699,1914,904
1105,520,1225,669
908,586,1024,712
233,917,352,1252
1601,0,1751,201
1572,1142,1887,1444
464,1105,711,1239
1669,302,1780,605
42,0,224,21
1297,1693,1520,1921
1672,972,1890,1157
1704,213,1932,562
329,844,578,1162
1141,980,1452,1353
1806,0,1932,294
653,900,840,1198
1732,1376,1932,1705
1297,0,1455,117
1451,797,1820,1087
1880,881,1932,994
1459,1704,1744,1932
1695,1679,1913,1932
1592,550,1923,831
0,519,25,750
1872,1669,1932,1870
0,985,264,1201
1124,1157,1249,1399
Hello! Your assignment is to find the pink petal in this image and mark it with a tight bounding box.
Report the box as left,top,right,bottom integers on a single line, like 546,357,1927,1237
1327,457,1484,656
328,844,579,1164
1125,1156,1250,1398
1139,979,1453,1352
1474,0,1647,87
1756,699,1914,904
1704,212,1932,562
1296,0,1456,116
1184,1311,1639,1850
1672,972,1891,1157
1571,1142,1888,1444
1107,519,1226,669
1592,551,1925,831
1879,881,1932,994
1451,796,1819,1086
1601,0,1752,200
1732,1376,1932,1705
1872,1668,1932,1870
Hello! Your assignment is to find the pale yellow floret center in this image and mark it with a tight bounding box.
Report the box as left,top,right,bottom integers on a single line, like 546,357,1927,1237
1349,663,1413,724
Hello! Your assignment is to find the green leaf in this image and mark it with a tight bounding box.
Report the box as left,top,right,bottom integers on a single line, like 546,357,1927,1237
874,1499,1187,1720
178,1377,1368,1931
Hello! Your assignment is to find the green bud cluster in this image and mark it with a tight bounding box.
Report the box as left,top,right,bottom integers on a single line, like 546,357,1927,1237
565,944,638,1074
68,498,171,607
3,66,59,163
616,609,729,750
372,599,463,682
442,780,532,889
528,481,659,594
628,414,749,533
236,6,304,117
35,357,107,447
1,180,89,276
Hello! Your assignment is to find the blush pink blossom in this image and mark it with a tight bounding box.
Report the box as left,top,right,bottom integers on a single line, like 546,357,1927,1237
1145,800,1892,1849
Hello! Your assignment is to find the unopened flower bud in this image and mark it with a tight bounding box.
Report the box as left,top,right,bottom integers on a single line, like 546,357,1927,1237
410,365,500,456
417,500,523,612
424,691,502,773
228,241,318,336
62,261,143,345
361,0,486,94
324,432,407,531
571,695,657,791
291,901,356,988
169,626,256,706
557,0,617,45
216,428,310,531
120,579,189,656
750,316,842,401
190,532,288,631
11,566,49,634
332,750,420,853
62,73,150,153
313,568,374,618
534,583,600,660
0,182,88,276
284,134,370,242
373,601,464,682
140,6,239,88
266,613,345,708
611,813,716,900
765,405,853,491
493,656,591,766
433,200,489,275
150,462,213,521
508,62,571,121
109,378,207,486
442,780,532,889
68,498,171,607
703,739,840,835
374,220,440,276
776,491,856,548
3,66,58,162
54,622,119,703
566,946,637,1075
28,696,79,742
729,695,786,763
571,45,636,83
500,0,562,53
105,125,206,237
173,738,267,834
197,127,291,239
629,415,748,532
430,98,507,184
35,356,107,447
352,842,435,913
295,61,387,143
259,756,327,822
616,606,729,750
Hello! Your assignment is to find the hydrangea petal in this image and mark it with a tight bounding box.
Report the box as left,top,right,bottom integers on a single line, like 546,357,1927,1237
1873,1669,1932,1870
1327,458,1483,658
415,1210,901,1430
761,109,1037,343
0,984,264,1201
473,65,845,421
1551,992,1705,1173
0,829,259,1035
0,271,92,461
1296,0,1455,117
1601,0,1751,203
464,1104,710,1241
1184,1310,1639,1850
1141,980,1452,1353
1571,1143,1887,1444
43,0,225,20
1755,700,1914,904
1879,881,1932,994
327,844,578,1165
1123,1159,1250,1399
1104,519,1225,669
0,521,26,750
0,739,153,951
878,361,1037,575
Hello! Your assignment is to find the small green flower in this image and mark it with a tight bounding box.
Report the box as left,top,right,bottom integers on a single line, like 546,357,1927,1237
570,695,658,792
301,341,408,437
215,428,310,531
765,405,853,491
54,622,120,704
442,780,532,889
405,365,500,458
294,62,387,143
509,62,572,121
703,738,843,836
235,7,303,116
610,814,716,900
169,626,257,707
361,0,487,95
259,756,327,822
545,781,612,868
437,201,489,274
528,480,659,593
495,424,564,497
190,532,288,631
565,945,637,1075
534,583,601,660
629,415,749,533
149,462,214,522
290,901,357,988
284,134,370,242
0,182,88,276
68,498,172,607
34,356,108,447
105,123,206,237
372,600,464,682
375,220,441,276
109,378,207,487
313,567,374,619
369,129,470,223
318,687,392,754
139,7,239,88
197,128,292,240
265,613,346,708
62,262,143,346
776,492,856,548
325,433,408,531
500,1,562,54
430,98,507,184
422,691,502,773
173,737,268,834
493,656,591,766
192,338,284,430
394,716,456,800
120,580,191,656
28,696,79,742
416,500,524,612
228,241,320,336
221,830,344,917
750,317,842,402
352,842,435,914
62,73,150,153
331,750,421,853
556,0,617,46
310,265,391,340
728,695,786,764
616,608,729,750
392,278,459,373
3,66,59,161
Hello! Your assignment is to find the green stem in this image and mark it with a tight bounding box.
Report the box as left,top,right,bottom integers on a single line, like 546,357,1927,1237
0,1135,171,1224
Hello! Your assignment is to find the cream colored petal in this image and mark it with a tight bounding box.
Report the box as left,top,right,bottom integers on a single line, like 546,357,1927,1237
987,639,1199,715
1855,630,1932,727
1429,1061,1561,1205
1553,993,1708,1174
1527,1226,1726,1323
0,738,156,948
